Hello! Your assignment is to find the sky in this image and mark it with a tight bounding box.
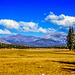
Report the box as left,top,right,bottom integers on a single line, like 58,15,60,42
0,0,75,37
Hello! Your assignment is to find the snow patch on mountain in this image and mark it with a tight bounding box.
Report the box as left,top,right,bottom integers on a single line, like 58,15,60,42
41,32,67,44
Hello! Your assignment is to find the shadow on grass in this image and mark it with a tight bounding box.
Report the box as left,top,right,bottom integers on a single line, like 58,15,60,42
62,68,75,71
52,60,75,65
52,60,75,71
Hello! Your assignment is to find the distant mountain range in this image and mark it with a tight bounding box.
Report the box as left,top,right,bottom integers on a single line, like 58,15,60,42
1,34,39,43
0,32,67,47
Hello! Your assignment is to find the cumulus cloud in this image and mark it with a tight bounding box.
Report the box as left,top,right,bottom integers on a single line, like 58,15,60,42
37,27,47,33
19,22,55,33
0,19,19,29
19,21,38,32
45,12,75,26
0,19,56,33
0,29,11,34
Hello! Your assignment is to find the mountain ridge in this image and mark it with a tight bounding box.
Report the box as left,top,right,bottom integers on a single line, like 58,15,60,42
1,33,67,47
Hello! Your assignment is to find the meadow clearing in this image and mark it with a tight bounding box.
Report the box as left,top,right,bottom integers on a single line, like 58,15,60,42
0,48,75,75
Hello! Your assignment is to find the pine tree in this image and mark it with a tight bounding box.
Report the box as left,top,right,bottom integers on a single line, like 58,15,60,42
71,26,75,50
66,26,72,51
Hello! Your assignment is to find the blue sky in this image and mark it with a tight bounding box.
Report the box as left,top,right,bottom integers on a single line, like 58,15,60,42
0,0,75,37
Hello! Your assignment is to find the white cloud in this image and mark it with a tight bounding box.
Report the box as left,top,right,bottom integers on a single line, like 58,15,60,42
37,27,47,33
19,21,38,32
47,28,56,33
37,27,56,33
0,19,56,33
0,19,19,29
0,29,11,34
19,22,56,33
45,12,75,26
19,22,37,28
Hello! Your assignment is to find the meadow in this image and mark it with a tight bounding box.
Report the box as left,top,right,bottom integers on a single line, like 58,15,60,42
0,48,75,75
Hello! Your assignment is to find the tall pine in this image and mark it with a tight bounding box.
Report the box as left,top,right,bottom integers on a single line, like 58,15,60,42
71,26,74,50
66,26,72,51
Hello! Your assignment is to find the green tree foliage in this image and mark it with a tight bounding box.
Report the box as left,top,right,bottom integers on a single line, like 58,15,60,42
66,26,75,51
71,26,75,50
0,43,29,49
66,26,72,50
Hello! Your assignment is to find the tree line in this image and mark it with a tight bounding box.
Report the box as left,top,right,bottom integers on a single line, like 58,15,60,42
0,43,29,49
0,43,67,49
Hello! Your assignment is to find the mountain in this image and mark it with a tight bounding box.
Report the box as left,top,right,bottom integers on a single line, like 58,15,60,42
1,34,39,43
24,32,67,47
1,33,67,47
24,38,65,47
41,32,67,44
0,38,10,44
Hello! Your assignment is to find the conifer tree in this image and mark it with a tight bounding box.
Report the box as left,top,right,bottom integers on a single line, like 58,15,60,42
71,26,74,50
66,26,72,51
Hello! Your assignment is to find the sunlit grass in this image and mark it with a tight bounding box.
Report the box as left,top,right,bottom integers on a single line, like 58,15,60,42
0,48,75,75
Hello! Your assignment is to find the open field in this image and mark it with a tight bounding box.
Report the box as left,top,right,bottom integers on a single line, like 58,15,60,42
0,48,75,75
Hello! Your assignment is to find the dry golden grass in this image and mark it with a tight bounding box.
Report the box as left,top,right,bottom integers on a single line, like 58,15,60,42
0,48,75,75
